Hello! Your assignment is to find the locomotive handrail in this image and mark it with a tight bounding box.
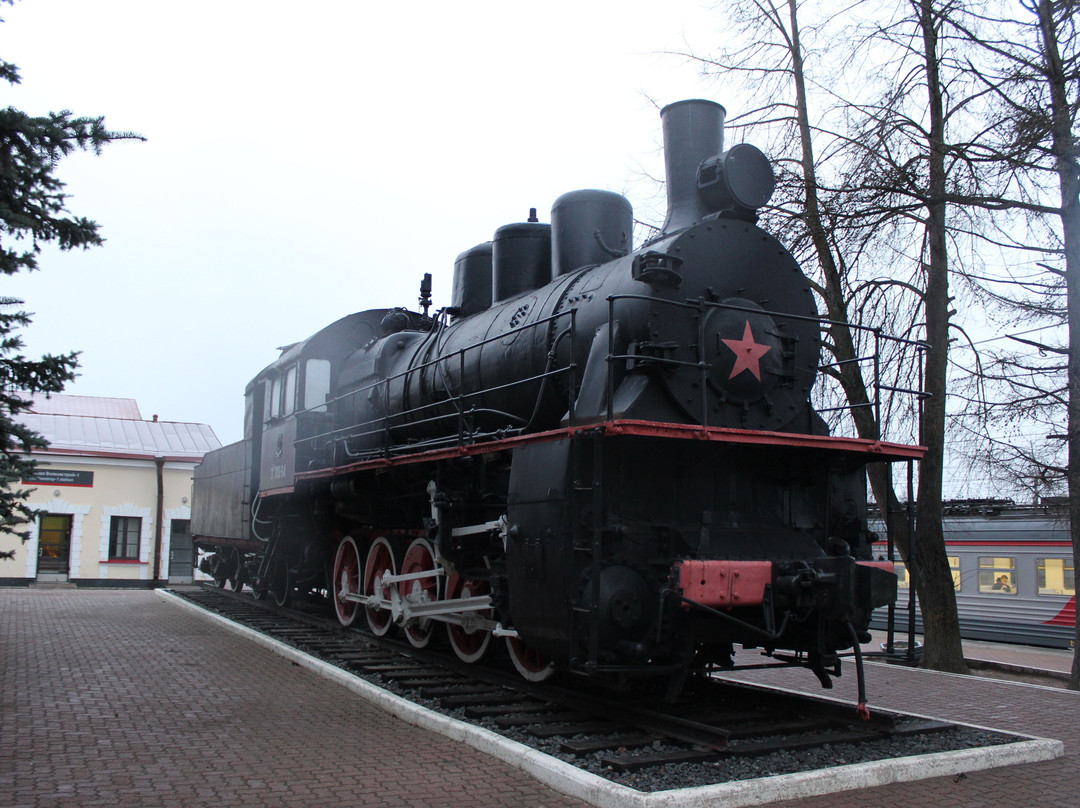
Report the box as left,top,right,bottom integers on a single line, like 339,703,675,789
304,308,580,464
296,291,926,466
603,292,928,447
335,364,571,458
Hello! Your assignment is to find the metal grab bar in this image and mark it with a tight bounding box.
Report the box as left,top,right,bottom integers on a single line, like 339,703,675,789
294,296,926,465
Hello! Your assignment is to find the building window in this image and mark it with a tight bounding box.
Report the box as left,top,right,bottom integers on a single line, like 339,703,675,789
109,516,141,560
978,556,1017,594
1037,558,1075,596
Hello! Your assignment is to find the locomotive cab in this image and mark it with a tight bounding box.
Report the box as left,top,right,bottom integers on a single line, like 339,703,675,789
193,309,390,597
250,309,390,497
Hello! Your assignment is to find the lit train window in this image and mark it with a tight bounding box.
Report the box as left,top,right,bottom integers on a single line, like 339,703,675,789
948,556,961,591
895,562,909,589
978,556,1017,594
1037,558,1075,596
893,559,960,591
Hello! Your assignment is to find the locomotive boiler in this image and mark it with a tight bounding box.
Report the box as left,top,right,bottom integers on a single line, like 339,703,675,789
193,100,923,696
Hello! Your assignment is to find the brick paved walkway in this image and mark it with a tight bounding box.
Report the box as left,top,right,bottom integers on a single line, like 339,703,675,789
1,587,1075,808
0,589,591,808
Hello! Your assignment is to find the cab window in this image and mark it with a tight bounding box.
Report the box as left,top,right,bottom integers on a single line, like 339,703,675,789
978,556,1017,594
1037,558,1075,596
262,380,273,423
282,365,297,416
270,375,283,418
304,359,331,412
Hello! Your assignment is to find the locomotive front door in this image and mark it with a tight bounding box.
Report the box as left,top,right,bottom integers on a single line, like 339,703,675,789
36,514,73,581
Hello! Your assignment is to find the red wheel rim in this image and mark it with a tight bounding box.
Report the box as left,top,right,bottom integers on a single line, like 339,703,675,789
506,636,555,682
399,538,439,648
332,537,361,627
446,573,492,663
363,537,396,636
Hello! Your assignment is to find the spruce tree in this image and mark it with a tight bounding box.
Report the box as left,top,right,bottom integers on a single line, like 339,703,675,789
1,0,142,554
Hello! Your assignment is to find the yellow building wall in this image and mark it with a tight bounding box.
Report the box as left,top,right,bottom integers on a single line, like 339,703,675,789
0,454,197,585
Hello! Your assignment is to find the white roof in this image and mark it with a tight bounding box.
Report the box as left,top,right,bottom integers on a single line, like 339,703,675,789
28,393,143,419
17,394,221,461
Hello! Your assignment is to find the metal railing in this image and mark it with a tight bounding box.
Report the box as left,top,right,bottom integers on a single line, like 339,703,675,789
303,308,579,467
295,296,928,467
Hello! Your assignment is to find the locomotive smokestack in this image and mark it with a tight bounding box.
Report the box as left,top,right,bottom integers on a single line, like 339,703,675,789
659,99,726,236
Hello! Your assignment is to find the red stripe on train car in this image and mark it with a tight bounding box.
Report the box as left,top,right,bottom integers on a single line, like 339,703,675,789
944,540,1072,547
1044,596,1076,627
874,541,1072,549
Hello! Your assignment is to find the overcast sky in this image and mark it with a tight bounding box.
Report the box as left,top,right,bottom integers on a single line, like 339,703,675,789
3,0,740,444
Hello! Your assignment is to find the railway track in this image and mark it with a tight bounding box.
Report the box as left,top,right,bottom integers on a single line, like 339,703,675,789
172,584,1013,790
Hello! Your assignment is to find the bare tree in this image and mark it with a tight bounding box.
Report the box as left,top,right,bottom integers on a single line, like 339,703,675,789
864,0,974,674
943,0,1079,688
689,0,977,671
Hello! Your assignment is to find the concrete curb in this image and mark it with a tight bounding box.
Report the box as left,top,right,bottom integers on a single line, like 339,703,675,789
158,590,1064,808
965,656,1073,684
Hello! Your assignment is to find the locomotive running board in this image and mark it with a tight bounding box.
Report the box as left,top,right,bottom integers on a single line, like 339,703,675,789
293,419,926,486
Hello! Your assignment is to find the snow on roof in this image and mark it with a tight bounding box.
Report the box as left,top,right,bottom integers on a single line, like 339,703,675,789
16,394,221,461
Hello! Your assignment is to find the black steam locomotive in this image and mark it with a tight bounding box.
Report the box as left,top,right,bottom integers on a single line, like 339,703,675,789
193,100,922,697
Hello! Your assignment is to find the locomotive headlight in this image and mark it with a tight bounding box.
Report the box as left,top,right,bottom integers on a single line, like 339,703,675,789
696,143,775,215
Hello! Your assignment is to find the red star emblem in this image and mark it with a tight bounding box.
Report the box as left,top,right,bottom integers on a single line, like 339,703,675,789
722,321,772,381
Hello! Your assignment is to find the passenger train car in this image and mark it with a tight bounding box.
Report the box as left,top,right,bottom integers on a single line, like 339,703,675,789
878,501,1076,649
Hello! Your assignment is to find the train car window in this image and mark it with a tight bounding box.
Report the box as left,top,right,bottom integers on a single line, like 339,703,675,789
978,556,1017,594
895,559,961,591
270,376,283,419
283,365,297,416
1037,558,1075,596
304,359,331,412
948,556,961,591
895,562,909,588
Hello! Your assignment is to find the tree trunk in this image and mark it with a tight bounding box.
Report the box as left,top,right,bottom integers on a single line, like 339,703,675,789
913,0,968,673
1034,0,1080,690
787,0,960,665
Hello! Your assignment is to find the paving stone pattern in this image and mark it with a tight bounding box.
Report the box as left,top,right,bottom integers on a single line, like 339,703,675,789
1,588,1076,807
0,589,592,808
716,647,1079,807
